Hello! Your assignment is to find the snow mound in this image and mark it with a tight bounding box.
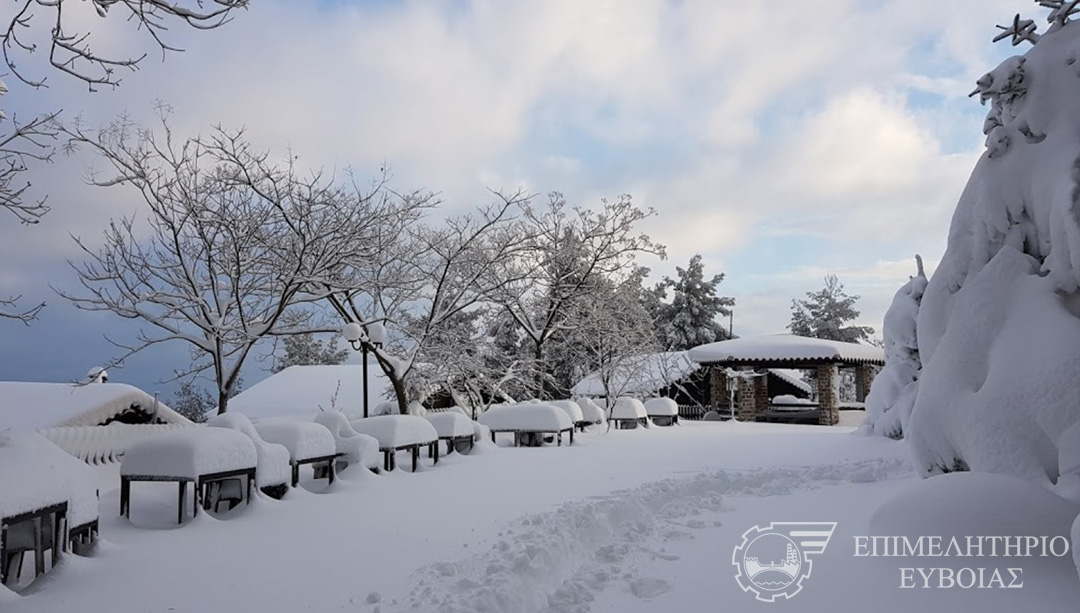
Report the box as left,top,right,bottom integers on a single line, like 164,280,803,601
575,397,606,424
549,400,584,424
478,403,573,432
313,411,379,469
611,397,647,421
0,431,98,526
254,421,336,462
350,415,438,448
771,394,815,405
424,412,475,439
871,472,1080,540
207,413,291,488
643,398,678,417
903,17,1080,481
121,427,257,479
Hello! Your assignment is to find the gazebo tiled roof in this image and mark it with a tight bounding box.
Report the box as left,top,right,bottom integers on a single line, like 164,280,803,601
687,334,884,368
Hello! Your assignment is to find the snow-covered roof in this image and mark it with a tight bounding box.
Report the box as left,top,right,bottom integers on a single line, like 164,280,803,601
224,362,393,420
0,382,191,430
687,334,884,366
570,351,699,397
424,412,475,439
350,415,438,449
478,403,573,432
768,368,812,395
120,427,257,479
611,397,648,420
644,397,678,417
0,431,98,526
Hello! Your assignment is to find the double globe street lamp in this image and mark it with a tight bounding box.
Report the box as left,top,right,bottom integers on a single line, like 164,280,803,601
341,321,386,419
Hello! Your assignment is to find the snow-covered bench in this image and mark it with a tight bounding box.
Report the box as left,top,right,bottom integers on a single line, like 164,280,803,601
575,397,606,429
120,428,257,525
424,412,476,455
644,398,679,427
609,397,649,430
207,413,292,499
0,432,98,587
550,400,587,432
351,415,440,472
478,403,575,447
313,411,380,473
254,421,340,487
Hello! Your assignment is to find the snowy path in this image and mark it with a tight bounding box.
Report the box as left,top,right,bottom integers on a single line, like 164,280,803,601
4,421,1077,612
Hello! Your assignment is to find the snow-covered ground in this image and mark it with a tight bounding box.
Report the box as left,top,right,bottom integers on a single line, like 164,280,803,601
4,420,1077,612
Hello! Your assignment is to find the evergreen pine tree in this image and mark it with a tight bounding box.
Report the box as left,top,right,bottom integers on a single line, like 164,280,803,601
788,275,874,343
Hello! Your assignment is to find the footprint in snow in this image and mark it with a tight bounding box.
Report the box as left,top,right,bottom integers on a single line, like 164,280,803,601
629,577,671,599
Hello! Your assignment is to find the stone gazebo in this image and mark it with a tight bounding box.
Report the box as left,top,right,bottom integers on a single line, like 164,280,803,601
686,334,885,425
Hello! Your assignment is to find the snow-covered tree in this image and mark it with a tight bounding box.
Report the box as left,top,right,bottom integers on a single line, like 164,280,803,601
863,256,927,439
789,275,874,343
650,254,734,350
60,113,421,413
2,0,248,90
326,191,532,415
170,379,213,423
491,192,665,398
272,333,348,373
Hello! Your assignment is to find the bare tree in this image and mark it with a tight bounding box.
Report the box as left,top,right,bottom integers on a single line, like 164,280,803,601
59,113,422,413
492,192,665,398
326,190,533,415
3,0,248,90
0,77,58,322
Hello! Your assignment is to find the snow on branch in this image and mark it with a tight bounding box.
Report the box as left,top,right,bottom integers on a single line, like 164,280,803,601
2,0,248,90
993,14,1041,46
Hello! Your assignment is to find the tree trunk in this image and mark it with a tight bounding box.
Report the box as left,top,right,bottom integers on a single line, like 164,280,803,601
217,391,229,415
391,375,409,415
533,341,546,400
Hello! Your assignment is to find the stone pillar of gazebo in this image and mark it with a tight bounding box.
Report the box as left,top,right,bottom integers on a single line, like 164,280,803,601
855,364,875,402
753,372,769,419
737,371,757,422
709,366,728,413
816,364,839,425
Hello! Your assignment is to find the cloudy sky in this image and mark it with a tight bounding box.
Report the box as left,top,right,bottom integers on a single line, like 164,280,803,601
0,0,1036,396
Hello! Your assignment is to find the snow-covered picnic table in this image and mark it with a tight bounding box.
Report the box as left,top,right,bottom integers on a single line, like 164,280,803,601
424,412,476,455
350,415,440,472
575,397,606,427
253,421,340,487
644,398,679,426
119,427,258,525
609,398,649,429
0,432,99,586
549,400,587,431
313,411,380,473
478,403,575,447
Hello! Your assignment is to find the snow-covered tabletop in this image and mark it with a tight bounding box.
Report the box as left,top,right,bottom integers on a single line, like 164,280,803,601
207,413,291,488
610,398,648,421
120,427,257,479
478,403,574,432
254,421,337,463
350,415,438,449
549,400,585,424
643,397,678,417
424,412,475,439
0,431,98,527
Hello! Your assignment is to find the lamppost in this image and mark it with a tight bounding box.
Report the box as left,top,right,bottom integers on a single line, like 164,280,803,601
342,321,385,418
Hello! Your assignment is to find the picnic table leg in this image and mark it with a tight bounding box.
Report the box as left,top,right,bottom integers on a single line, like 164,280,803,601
178,481,186,525
292,463,300,487
247,471,254,505
412,446,419,472
433,441,439,465
33,516,43,578
120,477,130,518
570,429,574,445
